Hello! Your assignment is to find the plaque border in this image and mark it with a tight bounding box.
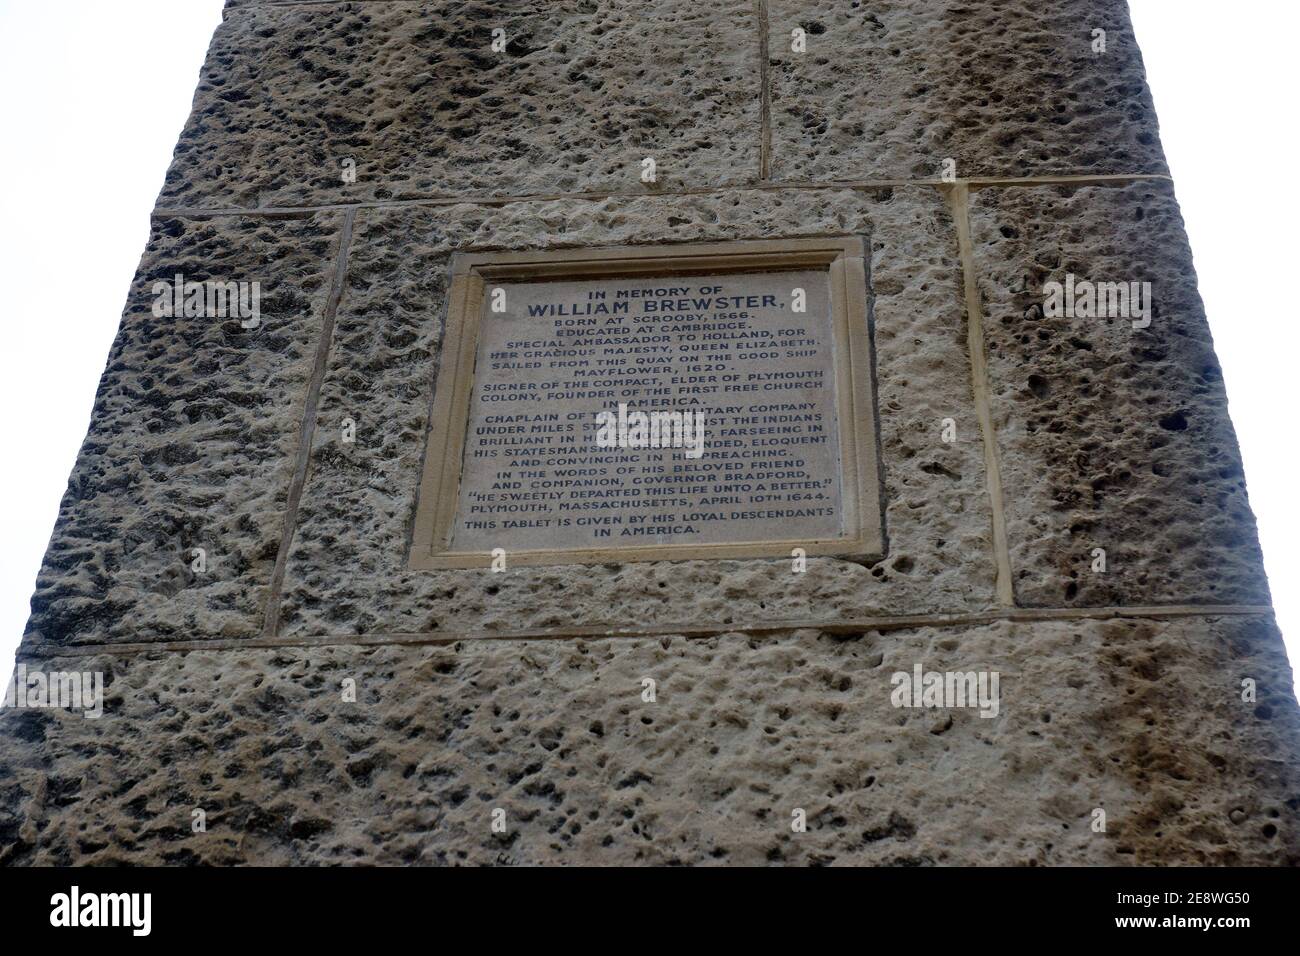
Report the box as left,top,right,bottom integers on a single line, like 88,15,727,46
409,236,884,569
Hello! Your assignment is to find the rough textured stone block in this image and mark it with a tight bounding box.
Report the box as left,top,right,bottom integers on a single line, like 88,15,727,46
768,0,1167,182
970,180,1269,607
2,615,1294,865
163,0,761,209
10,0,1289,873
22,214,342,648
275,186,996,639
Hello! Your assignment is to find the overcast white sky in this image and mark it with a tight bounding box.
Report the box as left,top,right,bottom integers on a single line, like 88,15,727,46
0,0,1295,696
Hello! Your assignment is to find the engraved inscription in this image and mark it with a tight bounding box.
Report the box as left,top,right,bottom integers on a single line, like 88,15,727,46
450,270,844,552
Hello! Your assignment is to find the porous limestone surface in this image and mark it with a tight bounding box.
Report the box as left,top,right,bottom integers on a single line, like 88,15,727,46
970,181,1270,608
1,615,1295,865
276,186,997,639
13,0,1289,874
768,0,1168,183
23,214,342,649
163,0,760,209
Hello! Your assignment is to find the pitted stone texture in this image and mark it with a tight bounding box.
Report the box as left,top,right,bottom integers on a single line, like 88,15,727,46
22,214,341,649
970,181,1268,607
2,615,1295,865
163,0,760,209
276,187,995,639
768,0,1167,182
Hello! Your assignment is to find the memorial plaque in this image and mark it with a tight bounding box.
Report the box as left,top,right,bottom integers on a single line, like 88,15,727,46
411,238,884,568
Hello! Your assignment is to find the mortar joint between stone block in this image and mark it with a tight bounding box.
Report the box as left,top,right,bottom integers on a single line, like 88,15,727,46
149,174,1173,220
16,604,1277,663
946,181,1015,607
260,206,358,638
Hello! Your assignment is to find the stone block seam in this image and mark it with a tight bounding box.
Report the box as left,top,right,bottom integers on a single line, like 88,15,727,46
261,208,357,639
16,606,1278,661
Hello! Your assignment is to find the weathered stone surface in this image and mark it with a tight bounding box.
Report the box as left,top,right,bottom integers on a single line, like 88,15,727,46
10,0,1290,873
2,615,1294,865
768,0,1167,182
276,186,995,639
970,181,1269,608
163,0,760,209
22,214,341,648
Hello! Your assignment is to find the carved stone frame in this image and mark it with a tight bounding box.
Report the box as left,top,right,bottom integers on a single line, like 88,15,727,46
409,236,884,569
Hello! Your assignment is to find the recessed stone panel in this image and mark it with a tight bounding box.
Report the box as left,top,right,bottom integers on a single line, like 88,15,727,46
161,0,761,209
970,181,1269,607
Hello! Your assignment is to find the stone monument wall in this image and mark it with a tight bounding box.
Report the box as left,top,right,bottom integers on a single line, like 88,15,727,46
2,0,1296,866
